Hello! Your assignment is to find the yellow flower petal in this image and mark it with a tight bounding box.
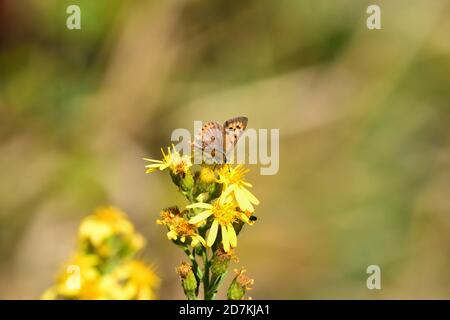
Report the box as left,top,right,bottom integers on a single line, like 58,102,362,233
240,213,252,225
143,158,163,163
193,234,206,247
145,164,163,173
207,220,219,247
220,185,235,203
145,163,163,168
167,230,177,240
227,223,237,248
242,181,252,188
234,187,254,212
241,186,260,205
159,163,170,170
189,210,213,224
221,224,230,252
191,237,199,247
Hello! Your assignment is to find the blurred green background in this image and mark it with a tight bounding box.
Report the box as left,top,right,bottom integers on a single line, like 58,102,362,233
1,0,450,299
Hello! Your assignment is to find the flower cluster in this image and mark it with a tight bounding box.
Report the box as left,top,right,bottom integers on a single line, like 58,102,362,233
145,145,257,300
42,207,159,300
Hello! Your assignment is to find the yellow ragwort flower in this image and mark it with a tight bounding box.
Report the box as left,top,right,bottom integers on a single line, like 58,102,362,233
144,145,192,175
157,208,205,247
41,254,102,300
78,207,144,250
78,206,145,257
187,196,253,252
217,165,259,212
100,260,160,300
42,256,159,300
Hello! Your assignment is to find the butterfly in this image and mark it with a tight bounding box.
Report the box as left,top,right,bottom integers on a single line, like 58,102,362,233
192,116,248,164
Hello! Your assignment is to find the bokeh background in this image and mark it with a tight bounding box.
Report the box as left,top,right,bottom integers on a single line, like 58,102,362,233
1,0,450,299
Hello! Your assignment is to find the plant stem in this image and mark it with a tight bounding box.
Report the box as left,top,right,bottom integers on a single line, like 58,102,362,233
202,248,211,300
207,271,227,300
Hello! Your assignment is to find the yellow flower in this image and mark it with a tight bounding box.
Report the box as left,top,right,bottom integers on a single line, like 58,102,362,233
100,260,160,300
187,196,252,252
144,145,192,175
217,165,259,212
42,256,159,300
42,205,160,300
157,208,206,247
42,254,102,300
78,206,145,257
199,166,216,184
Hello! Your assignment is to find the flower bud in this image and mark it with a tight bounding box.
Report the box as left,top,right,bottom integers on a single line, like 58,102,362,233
176,262,197,300
171,169,194,193
211,248,233,276
195,166,222,201
181,170,195,192
199,166,216,184
227,268,254,300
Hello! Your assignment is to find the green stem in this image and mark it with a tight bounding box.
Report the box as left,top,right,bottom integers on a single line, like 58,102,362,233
202,248,211,300
207,271,228,300
182,246,194,264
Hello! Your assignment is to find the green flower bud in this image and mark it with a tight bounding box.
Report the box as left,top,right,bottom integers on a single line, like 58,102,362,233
194,166,223,201
227,268,254,300
211,248,233,276
180,170,194,191
176,262,197,300
170,169,194,193
195,192,209,203
228,280,245,300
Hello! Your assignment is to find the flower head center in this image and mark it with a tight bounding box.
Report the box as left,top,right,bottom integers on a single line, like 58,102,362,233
170,153,192,174
175,219,196,236
212,201,237,225
219,165,249,186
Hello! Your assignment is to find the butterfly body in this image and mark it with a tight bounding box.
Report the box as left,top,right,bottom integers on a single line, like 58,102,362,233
193,116,248,164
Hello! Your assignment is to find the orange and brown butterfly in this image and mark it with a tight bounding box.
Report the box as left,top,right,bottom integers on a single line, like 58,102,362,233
193,116,248,164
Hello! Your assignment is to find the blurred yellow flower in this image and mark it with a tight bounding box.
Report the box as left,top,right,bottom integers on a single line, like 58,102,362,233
144,145,192,175
42,206,159,300
78,206,145,258
187,196,253,252
41,254,102,300
42,257,159,300
217,165,259,212
100,260,160,300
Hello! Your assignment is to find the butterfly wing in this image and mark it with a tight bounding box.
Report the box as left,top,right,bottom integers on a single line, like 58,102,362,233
223,116,248,161
193,121,226,164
